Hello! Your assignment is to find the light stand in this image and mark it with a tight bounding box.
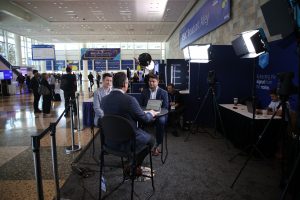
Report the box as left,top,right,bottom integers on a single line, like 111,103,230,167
229,29,268,188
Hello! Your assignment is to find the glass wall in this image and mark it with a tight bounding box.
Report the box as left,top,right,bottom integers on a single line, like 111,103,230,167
0,27,166,71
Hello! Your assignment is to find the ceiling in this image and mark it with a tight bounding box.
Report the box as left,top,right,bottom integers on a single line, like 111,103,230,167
0,0,197,43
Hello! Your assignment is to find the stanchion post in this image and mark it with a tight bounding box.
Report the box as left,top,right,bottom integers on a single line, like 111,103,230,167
76,92,81,131
31,136,44,200
65,100,81,154
49,123,60,199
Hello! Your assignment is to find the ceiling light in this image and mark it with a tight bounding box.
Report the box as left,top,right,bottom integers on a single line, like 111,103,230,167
27,2,31,5
34,6,38,9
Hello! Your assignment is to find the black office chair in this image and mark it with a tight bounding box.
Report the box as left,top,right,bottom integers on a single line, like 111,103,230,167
99,115,155,200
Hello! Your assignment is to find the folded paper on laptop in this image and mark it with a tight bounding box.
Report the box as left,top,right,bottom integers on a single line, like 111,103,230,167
146,99,162,112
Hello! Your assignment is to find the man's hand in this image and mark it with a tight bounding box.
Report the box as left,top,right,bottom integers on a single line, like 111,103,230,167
145,110,159,117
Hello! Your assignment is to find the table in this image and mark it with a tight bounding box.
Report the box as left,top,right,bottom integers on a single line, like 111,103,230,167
82,98,94,127
219,104,282,155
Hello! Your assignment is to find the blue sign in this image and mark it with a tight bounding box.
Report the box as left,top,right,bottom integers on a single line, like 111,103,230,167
55,60,65,71
81,48,121,60
108,60,120,70
0,70,13,80
179,0,231,49
121,60,134,70
94,60,106,71
46,60,52,71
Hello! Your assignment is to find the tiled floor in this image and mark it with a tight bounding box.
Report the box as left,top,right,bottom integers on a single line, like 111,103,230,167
0,81,97,200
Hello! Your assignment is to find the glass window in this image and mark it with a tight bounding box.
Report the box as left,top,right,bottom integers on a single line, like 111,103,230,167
107,43,120,48
54,43,65,50
8,44,16,65
127,42,133,49
7,32,14,38
134,42,147,49
65,43,79,50
0,42,5,56
95,43,107,48
7,37,15,44
148,43,161,49
120,43,128,49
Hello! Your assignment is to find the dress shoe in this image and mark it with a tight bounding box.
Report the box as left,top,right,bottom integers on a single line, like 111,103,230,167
34,110,42,113
152,148,160,156
124,165,143,177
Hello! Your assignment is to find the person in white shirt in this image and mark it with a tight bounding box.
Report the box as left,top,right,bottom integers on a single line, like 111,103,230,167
93,73,113,126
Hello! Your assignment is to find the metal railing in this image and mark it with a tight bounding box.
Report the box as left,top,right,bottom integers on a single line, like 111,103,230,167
31,94,82,200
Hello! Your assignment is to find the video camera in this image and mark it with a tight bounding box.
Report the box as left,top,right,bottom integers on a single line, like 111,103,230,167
207,70,216,86
277,72,298,97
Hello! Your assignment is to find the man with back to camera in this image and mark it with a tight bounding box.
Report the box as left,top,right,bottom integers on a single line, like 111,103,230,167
88,72,94,91
30,70,41,113
93,73,113,126
141,73,169,156
100,72,157,174
60,67,77,117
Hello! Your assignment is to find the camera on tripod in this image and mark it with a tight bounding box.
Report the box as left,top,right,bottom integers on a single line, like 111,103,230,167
277,72,297,98
207,70,216,86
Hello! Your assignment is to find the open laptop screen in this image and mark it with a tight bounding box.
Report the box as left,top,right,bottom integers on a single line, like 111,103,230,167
146,99,162,112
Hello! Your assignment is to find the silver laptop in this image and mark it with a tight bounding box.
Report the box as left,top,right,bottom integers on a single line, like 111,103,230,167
146,99,162,112
246,101,254,113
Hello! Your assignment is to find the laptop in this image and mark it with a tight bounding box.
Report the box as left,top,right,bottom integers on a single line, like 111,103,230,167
246,101,262,114
246,101,254,113
146,99,162,112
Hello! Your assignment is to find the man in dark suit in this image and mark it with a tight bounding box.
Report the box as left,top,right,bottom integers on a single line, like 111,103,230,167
101,72,157,169
30,70,41,113
60,67,77,117
141,73,169,156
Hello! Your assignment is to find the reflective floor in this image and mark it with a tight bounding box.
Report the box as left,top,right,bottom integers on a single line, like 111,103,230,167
0,81,97,200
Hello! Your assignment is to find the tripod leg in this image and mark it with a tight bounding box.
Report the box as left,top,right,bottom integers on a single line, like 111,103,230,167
185,88,211,142
230,104,281,187
231,147,255,188
280,146,300,200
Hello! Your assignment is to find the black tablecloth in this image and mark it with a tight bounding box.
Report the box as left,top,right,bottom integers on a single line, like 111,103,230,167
219,106,282,155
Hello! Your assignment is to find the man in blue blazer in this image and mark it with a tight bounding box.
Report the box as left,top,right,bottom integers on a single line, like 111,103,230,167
141,73,169,156
101,72,157,168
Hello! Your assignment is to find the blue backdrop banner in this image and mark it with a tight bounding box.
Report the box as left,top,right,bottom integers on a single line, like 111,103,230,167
94,60,106,71
121,60,134,70
179,0,230,49
108,60,120,70
55,60,65,71
81,48,121,60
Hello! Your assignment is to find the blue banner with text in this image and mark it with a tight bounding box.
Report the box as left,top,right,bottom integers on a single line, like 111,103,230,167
179,0,230,49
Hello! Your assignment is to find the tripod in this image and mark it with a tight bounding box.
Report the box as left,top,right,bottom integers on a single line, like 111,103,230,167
230,99,290,188
184,83,227,143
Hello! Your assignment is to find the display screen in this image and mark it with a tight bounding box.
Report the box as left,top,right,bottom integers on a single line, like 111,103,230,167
0,70,13,80
32,45,55,60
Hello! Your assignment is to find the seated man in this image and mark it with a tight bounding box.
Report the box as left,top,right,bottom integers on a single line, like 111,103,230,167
100,72,157,173
141,73,169,156
167,83,185,137
267,89,282,116
93,73,112,126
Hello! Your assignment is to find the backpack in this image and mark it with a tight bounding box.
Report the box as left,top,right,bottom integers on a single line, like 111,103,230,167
38,84,50,95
